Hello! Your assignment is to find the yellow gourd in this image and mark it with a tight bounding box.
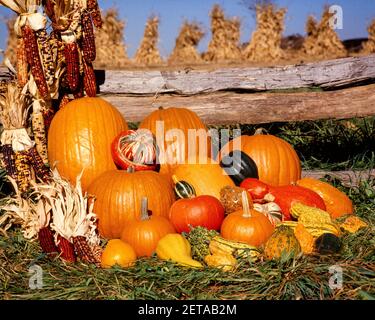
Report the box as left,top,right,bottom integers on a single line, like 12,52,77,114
209,236,260,261
294,223,315,254
156,234,203,268
204,253,237,272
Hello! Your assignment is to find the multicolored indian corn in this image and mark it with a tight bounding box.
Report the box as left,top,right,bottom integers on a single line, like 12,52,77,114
0,144,17,179
64,42,81,92
17,37,28,87
81,10,96,63
83,58,97,97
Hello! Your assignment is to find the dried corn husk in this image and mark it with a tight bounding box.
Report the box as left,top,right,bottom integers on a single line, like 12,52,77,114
134,16,163,66
362,19,375,54
243,4,286,62
168,21,204,65
203,5,242,62
301,7,347,59
94,9,130,69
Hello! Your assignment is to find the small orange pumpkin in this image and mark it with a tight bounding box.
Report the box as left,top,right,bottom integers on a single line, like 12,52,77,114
221,129,301,186
296,178,354,219
220,191,274,247
101,239,137,268
121,198,176,257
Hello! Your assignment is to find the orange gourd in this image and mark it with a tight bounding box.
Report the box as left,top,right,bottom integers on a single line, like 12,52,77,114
221,129,301,186
101,239,137,268
48,97,128,190
172,160,235,200
220,191,274,247
296,178,354,219
139,107,211,181
121,198,176,257
87,169,175,239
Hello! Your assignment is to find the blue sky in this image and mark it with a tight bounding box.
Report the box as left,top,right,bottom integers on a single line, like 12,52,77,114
0,0,374,59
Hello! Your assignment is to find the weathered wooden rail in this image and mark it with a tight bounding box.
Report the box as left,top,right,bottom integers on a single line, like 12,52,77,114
1,55,375,125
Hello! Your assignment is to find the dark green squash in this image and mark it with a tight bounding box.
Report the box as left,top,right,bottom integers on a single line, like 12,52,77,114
315,233,341,254
172,175,196,199
220,150,259,186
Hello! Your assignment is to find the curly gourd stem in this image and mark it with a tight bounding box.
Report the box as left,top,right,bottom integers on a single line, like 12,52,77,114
242,191,252,218
140,197,149,221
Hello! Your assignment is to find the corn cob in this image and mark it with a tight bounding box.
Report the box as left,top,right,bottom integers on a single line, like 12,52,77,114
73,80,84,99
36,28,55,86
64,42,81,92
57,235,76,262
28,147,51,182
14,150,32,193
32,112,48,165
22,26,49,99
59,94,71,109
44,0,56,23
81,11,96,63
83,58,97,97
42,108,55,133
17,37,28,87
73,236,101,265
87,0,103,29
0,144,17,179
38,227,58,256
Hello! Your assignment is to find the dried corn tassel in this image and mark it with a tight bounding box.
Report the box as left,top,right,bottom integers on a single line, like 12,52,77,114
83,59,97,97
73,236,101,265
0,144,17,179
57,235,76,262
81,11,96,63
22,26,49,99
32,112,48,165
14,150,32,193
87,0,103,28
38,227,58,255
64,42,81,92
28,147,51,182
36,28,55,86
17,37,28,87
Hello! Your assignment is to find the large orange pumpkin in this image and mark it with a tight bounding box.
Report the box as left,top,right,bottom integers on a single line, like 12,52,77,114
171,160,235,200
296,178,354,219
48,97,127,190
139,107,211,181
87,170,175,239
221,129,301,186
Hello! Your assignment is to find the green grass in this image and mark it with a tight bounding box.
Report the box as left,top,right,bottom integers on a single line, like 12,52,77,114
0,175,374,300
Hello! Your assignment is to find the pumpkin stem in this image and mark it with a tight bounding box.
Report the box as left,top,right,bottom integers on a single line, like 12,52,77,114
172,175,179,185
140,197,149,221
127,166,135,173
242,191,252,218
254,128,268,136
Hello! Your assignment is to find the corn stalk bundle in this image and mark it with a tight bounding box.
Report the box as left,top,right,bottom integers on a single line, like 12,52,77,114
4,16,18,67
243,4,286,62
0,83,51,193
203,5,242,62
362,19,375,54
134,16,163,66
168,21,204,65
94,9,130,69
301,7,347,59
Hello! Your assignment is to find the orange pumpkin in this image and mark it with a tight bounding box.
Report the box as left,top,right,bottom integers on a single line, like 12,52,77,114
220,191,274,247
296,178,354,219
48,97,127,190
139,107,211,182
87,170,175,239
221,129,301,186
121,198,176,257
171,160,235,200
101,239,137,268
